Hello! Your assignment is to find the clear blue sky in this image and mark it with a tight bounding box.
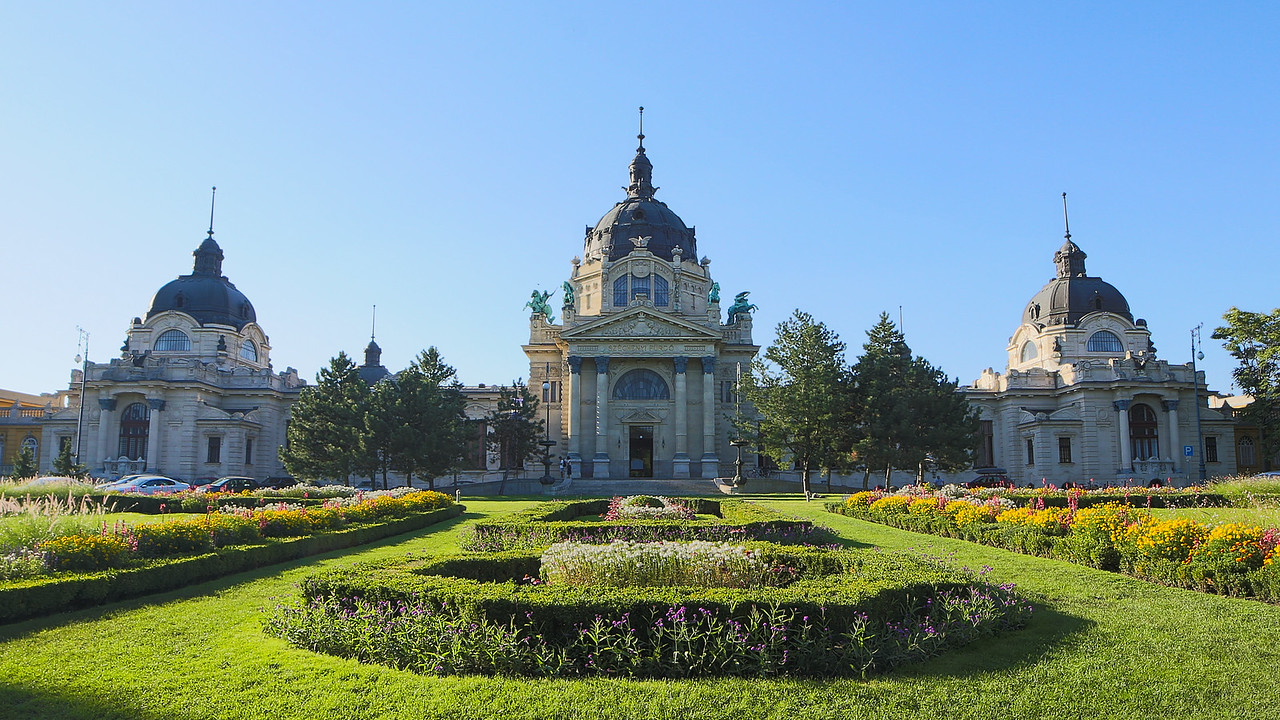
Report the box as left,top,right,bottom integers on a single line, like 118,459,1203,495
3,2,1277,397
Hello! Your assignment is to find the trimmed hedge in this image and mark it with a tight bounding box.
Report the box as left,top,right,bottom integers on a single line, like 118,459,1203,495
464,498,823,550
300,544,978,639
0,505,464,624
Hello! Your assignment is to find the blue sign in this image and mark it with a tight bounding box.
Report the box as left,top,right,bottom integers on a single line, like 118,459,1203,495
1184,445,1194,457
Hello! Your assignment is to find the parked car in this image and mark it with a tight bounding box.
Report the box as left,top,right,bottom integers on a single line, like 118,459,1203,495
198,476,261,493
95,475,190,495
967,469,1012,489
1253,471,1280,478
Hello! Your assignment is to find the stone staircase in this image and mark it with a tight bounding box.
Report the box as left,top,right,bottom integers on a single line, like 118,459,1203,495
550,477,728,497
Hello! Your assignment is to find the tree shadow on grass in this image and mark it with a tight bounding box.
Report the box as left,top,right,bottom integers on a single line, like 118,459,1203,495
0,684,207,720
0,510,476,643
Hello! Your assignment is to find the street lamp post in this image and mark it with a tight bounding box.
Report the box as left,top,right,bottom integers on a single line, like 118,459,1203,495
73,328,89,467
1191,325,1207,482
539,364,557,485
730,362,747,487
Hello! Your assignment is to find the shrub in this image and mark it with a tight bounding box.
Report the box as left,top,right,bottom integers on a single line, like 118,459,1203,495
540,540,777,589
40,533,134,571
133,520,216,558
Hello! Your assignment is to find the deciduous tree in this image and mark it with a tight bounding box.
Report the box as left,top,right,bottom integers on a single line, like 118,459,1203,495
1213,307,1280,470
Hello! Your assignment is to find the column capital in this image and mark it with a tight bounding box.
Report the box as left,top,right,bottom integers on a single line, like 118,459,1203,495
147,398,166,411
567,356,583,374
673,356,688,374
1114,399,1131,412
701,356,716,374
98,398,117,411
1162,399,1180,412
595,356,610,374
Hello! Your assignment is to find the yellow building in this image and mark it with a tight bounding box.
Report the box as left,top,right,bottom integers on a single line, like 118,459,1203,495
0,388,71,475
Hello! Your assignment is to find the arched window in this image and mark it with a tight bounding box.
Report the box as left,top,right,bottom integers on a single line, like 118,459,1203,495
1020,341,1038,362
1087,330,1124,353
240,339,258,362
21,435,37,459
654,275,669,306
155,329,191,352
1238,436,1257,467
613,276,628,307
632,274,650,299
613,369,670,400
118,402,150,460
1129,403,1158,460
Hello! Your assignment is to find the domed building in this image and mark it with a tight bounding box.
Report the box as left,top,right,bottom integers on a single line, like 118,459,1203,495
43,222,306,480
523,127,759,479
964,225,1236,486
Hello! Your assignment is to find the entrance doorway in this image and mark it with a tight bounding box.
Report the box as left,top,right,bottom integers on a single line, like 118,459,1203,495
629,425,654,477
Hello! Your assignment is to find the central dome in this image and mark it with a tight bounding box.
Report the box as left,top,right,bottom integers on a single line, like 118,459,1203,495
146,233,257,330
583,139,697,263
1023,238,1132,327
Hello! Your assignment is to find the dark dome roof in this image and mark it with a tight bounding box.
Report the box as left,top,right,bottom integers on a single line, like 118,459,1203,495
1023,239,1132,327
584,141,696,263
146,233,257,330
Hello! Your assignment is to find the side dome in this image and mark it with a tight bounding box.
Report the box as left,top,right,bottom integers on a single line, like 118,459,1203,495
583,138,697,263
146,233,258,330
1022,239,1132,327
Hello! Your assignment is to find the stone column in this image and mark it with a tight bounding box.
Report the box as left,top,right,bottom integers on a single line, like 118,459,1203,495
593,356,611,478
700,356,720,478
97,397,116,471
672,356,690,478
1163,399,1181,476
146,398,165,472
1115,399,1132,473
567,357,582,463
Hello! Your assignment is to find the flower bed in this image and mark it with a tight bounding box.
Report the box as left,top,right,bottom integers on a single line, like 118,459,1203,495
461,498,824,551
270,542,1032,678
541,540,778,588
829,489,1280,601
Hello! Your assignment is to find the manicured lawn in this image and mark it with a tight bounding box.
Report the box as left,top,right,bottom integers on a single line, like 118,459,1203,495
2,496,1279,719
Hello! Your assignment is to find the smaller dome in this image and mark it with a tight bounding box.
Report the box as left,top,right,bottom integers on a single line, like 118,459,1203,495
1023,239,1132,327
147,232,257,329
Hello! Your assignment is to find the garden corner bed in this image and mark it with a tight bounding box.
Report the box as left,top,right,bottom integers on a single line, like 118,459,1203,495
268,497,1034,678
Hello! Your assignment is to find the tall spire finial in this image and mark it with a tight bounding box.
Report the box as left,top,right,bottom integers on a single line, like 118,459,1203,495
371,304,377,341
208,186,217,238
637,106,645,150
1061,191,1071,241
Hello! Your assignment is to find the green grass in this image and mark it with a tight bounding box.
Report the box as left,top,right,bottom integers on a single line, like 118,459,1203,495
2,497,1280,719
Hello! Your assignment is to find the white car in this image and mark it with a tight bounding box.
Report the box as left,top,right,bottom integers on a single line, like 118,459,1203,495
96,475,190,495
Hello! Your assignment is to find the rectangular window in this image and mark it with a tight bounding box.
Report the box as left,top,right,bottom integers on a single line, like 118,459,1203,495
245,438,254,465
976,421,994,467
206,436,221,464
542,381,561,403
721,380,737,404
1206,436,1219,463
654,275,669,306
1025,438,1035,466
1058,437,1072,464
59,436,73,454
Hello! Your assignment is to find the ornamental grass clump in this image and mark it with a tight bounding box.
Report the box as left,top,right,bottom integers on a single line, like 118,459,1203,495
540,540,777,589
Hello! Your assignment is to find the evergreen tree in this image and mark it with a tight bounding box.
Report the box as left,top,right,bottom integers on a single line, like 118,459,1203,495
485,380,545,490
1214,307,1280,469
279,352,371,485
740,310,849,498
849,313,978,486
385,348,469,490
52,443,87,478
11,446,37,479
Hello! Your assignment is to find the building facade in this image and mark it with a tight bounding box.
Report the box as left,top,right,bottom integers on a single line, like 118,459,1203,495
963,234,1236,487
43,228,306,480
522,133,760,479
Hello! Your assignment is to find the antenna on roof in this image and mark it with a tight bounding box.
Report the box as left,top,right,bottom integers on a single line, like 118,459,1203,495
207,186,217,238
1061,191,1071,241
637,106,645,150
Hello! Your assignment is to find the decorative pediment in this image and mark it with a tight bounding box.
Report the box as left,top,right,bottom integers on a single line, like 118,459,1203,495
617,407,668,423
561,307,719,342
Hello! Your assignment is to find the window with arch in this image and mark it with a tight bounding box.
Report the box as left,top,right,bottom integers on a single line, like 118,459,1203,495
118,402,150,460
240,339,258,362
1020,341,1038,362
654,275,669,306
1238,436,1256,467
612,369,670,400
1087,330,1124,353
613,276,628,307
21,435,38,459
1129,403,1158,460
155,329,192,352
632,274,650,299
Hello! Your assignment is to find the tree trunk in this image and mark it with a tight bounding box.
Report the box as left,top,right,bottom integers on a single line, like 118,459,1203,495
801,465,812,500
862,468,871,490
884,464,894,488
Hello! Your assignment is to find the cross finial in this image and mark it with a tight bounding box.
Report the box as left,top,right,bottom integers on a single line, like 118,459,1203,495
637,106,645,150
1062,192,1071,241
208,186,217,238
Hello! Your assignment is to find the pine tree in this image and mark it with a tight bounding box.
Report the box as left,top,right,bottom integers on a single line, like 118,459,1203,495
485,380,544,491
52,443,87,478
740,310,849,498
11,445,37,479
384,348,469,490
279,352,371,485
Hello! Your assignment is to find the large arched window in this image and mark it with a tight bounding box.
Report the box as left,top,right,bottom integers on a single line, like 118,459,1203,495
654,275,669,306
1129,403,1158,460
118,402,150,460
155,329,192,351
240,339,258,362
613,276,628,307
1020,341,1038,362
20,435,37,459
1087,330,1124,353
613,369,670,400
1238,436,1257,467
631,274,650,299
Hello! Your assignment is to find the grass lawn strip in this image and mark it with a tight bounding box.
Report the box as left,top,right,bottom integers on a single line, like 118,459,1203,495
0,498,1275,718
